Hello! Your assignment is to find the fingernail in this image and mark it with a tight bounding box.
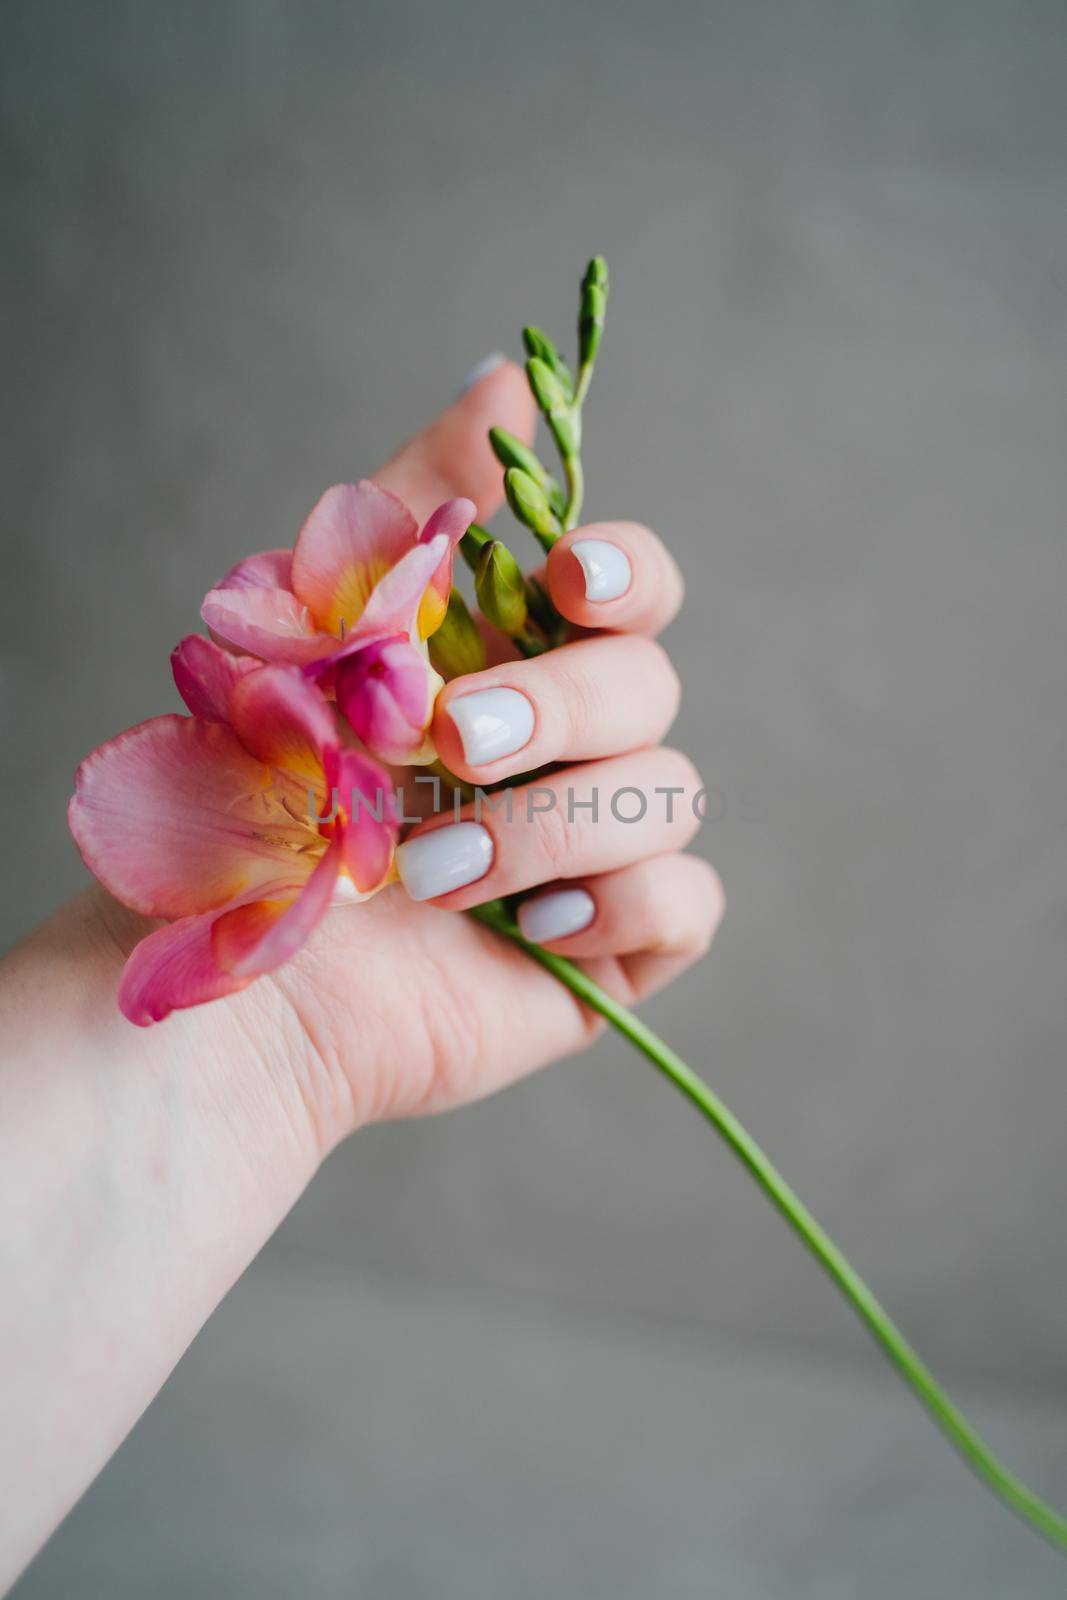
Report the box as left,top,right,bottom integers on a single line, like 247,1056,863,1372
448,686,534,767
570,538,632,602
518,887,596,944
396,821,494,901
460,352,506,396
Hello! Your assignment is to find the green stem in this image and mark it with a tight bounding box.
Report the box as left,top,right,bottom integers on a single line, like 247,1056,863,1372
562,451,584,531
469,900,1067,1554
574,358,594,408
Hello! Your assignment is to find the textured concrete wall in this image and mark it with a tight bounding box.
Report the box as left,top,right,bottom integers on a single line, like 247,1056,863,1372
4,0,1067,1391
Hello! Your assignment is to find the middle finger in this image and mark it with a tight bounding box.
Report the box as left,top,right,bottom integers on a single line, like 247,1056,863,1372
431,633,681,785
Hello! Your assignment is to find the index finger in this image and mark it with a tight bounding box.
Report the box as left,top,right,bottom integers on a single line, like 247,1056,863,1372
373,359,536,523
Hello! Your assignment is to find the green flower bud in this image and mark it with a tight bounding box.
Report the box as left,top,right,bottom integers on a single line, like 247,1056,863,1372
579,282,607,367
548,406,581,459
476,540,528,636
525,357,569,418
545,476,567,521
525,358,581,461
503,467,560,547
489,427,549,486
428,588,487,679
582,255,609,294
489,426,566,516
522,326,573,396
458,521,493,574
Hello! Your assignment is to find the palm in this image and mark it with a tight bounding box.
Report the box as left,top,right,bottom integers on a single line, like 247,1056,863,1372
264,884,599,1133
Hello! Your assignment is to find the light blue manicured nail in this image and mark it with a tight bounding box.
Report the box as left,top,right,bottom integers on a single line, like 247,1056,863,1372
396,821,494,901
448,687,534,766
570,538,632,602
460,352,506,395
518,888,596,944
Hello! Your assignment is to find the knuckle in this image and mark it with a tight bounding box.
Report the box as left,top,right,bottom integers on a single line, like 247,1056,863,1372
528,790,575,873
555,656,613,748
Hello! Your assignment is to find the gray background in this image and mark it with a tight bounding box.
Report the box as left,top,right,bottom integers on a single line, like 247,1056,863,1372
4,1,1067,1594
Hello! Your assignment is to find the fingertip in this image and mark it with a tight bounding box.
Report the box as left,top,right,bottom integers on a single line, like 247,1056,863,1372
459,353,507,395
432,675,537,781
546,522,684,635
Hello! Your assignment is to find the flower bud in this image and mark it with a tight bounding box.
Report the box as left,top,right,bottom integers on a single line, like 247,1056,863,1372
522,326,573,396
525,358,581,460
582,255,609,294
548,406,580,459
525,356,569,417
579,282,607,367
489,426,547,485
429,588,488,679
503,467,560,548
489,427,565,520
475,540,528,636
335,635,442,766
459,521,493,575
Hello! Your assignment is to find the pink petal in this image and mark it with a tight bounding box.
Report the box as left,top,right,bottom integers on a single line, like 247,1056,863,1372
171,634,259,722
119,909,256,1025
352,535,449,645
328,747,398,893
217,549,294,591
419,498,476,549
334,636,437,765
68,715,318,919
201,585,337,665
227,665,337,789
303,537,448,697
290,480,419,636
418,497,475,637
212,834,343,978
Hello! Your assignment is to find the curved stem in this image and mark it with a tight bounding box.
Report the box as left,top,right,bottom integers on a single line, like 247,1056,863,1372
469,900,1067,1554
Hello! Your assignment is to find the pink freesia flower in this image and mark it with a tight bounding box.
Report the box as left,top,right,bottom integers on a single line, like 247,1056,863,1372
200,480,472,762
68,637,398,1026
200,480,473,663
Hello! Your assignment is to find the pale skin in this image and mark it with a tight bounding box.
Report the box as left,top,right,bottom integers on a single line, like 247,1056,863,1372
0,362,724,1588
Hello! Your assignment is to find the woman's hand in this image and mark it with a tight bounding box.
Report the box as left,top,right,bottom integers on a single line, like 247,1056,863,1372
80,360,725,1152
221,360,725,1147
0,360,722,1584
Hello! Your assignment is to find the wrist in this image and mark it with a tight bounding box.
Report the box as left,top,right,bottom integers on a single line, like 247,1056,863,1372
2,887,330,1187
0,890,330,1583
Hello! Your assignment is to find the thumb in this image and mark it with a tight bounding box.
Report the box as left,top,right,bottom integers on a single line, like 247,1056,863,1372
373,359,536,524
